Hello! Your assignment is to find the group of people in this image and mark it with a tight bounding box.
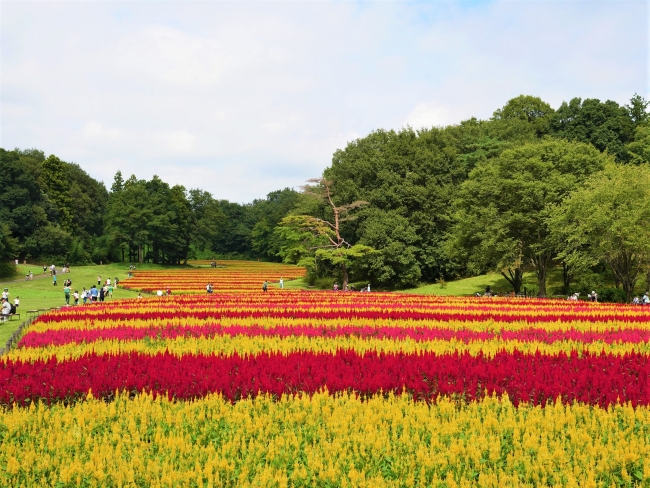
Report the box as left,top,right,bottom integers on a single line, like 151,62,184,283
333,283,370,292
156,287,172,296
1,288,19,321
63,277,119,306
632,294,650,305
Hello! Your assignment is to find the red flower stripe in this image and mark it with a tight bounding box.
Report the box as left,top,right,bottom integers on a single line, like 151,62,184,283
18,324,650,349
1,350,648,407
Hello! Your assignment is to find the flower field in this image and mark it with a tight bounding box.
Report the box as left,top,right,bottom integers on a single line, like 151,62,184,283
2,285,650,485
120,260,305,294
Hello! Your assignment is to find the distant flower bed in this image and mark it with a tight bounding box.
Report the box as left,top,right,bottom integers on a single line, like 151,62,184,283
120,259,305,293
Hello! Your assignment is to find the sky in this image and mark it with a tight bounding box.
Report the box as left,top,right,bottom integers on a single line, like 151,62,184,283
1,0,648,202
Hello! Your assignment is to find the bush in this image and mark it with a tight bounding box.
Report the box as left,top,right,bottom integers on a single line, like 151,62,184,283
598,287,627,303
0,262,17,279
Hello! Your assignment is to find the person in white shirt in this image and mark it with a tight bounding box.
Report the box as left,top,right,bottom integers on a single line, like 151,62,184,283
13,297,19,309
156,290,163,297
1,288,8,300
1,298,11,320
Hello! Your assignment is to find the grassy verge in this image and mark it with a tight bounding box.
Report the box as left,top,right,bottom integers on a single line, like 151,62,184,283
0,263,173,346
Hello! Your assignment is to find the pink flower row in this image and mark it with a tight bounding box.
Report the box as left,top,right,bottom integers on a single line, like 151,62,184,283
19,323,650,349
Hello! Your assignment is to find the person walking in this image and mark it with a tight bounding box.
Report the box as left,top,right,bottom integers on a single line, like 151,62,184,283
97,276,101,286
82,287,88,305
13,297,19,310
63,284,71,305
53,274,57,286
279,278,284,289
262,281,268,292
99,286,105,302
1,298,11,322
73,290,79,306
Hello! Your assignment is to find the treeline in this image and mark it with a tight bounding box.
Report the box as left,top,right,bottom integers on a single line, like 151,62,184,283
275,95,650,299
0,149,299,269
2,94,650,298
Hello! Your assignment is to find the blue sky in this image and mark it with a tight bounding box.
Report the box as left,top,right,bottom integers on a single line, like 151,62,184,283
1,0,647,202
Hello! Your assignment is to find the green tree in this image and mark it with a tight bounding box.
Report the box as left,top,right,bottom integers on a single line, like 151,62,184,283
549,163,650,302
357,209,421,288
549,97,634,162
626,93,650,126
492,95,554,136
449,139,608,296
627,124,650,165
277,178,373,289
40,155,74,231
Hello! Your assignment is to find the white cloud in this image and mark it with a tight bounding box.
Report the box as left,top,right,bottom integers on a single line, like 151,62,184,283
83,122,120,140
404,103,453,129
0,0,646,201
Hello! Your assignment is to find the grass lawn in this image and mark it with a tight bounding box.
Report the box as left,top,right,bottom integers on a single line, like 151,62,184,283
400,267,569,296
0,262,172,346
269,278,310,290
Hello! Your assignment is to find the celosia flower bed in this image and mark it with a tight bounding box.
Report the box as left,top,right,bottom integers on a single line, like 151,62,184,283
120,260,305,293
2,291,650,485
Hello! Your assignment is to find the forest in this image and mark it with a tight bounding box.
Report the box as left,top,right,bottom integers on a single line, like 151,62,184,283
2,94,650,298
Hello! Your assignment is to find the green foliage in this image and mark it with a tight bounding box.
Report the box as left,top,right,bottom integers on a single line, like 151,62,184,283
549,97,635,162
448,138,608,295
0,262,17,279
627,123,650,165
492,94,554,136
549,163,650,302
357,210,421,288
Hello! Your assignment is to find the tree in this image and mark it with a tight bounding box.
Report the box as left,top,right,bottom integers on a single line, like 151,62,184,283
492,95,554,136
186,189,226,262
549,163,650,302
449,139,608,296
356,209,422,288
40,155,74,231
277,178,373,289
627,124,650,165
549,97,635,162
626,93,650,125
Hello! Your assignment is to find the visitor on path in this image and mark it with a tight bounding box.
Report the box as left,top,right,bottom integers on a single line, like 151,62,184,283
108,284,113,298
280,278,284,289
156,289,163,297
53,275,57,286
13,297,19,309
82,288,88,305
99,286,105,302
43,265,47,275
262,281,268,292
367,284,371,293
643,293,650,306
206,283,213,294
63,285,71,305
73,291,79,306
166,286,171,296
115,277,119,287
1,288,8,301
90,285,98,302
98,276,101,286
589,291,598,302
137,293,143,299
1,298,11,321
106,278,111,286
333,283,339,291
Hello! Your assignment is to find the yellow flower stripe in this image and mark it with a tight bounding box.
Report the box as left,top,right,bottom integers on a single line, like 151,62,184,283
8,335,650,363
1,391,648,487
27,316,650,334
